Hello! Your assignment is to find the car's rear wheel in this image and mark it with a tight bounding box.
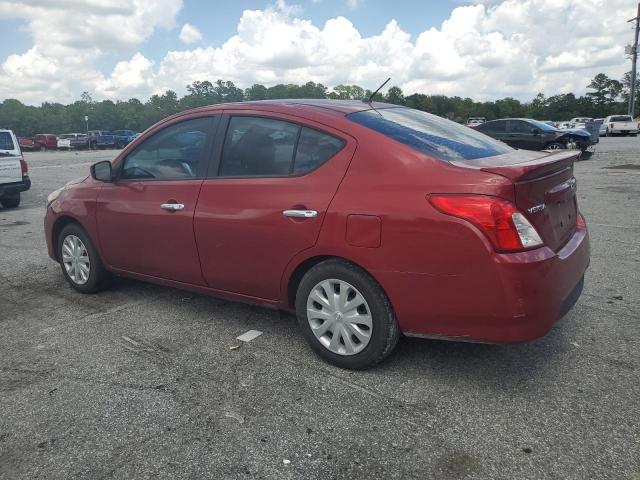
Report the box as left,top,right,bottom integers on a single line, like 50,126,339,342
0,194,20,208
605,128,611,137
295,259,399,369
58,223,111,293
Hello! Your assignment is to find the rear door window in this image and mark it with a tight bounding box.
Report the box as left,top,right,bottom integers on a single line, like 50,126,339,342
610,116,633,122
348,107,512,161
218,117,345,177
219,116,299,176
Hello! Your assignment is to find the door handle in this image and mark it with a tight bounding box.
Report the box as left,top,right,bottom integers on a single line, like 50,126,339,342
161,203,185,211
282,209,318,218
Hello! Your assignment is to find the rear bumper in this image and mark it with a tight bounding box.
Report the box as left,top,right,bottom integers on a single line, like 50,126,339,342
385,225,590,343
610,128,639,134
0,177,31,197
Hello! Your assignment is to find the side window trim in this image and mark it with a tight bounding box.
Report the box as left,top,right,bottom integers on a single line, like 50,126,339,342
116,115,219,182
210,113,347,179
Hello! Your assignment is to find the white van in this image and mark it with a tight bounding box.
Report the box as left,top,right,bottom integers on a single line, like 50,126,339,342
0,129,31,208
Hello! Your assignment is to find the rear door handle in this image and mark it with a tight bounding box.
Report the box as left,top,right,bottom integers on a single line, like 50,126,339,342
161,203,185,211
282,209,318,218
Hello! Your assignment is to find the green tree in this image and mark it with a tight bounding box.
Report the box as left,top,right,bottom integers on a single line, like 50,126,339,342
385,86,405,105
245,84,268,100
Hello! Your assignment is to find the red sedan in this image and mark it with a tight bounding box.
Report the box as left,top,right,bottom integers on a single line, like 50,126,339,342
44,100,589,369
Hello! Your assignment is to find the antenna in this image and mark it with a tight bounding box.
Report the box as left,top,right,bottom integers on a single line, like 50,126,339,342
365,77,390,103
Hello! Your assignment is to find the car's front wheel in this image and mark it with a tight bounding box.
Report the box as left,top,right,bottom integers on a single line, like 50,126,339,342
546,142,565,150
295,259,399,369
0,194,20,208
58,223,111,293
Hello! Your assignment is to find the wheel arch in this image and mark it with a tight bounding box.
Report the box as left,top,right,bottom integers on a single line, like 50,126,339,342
51,215,84,261
284,254,384,311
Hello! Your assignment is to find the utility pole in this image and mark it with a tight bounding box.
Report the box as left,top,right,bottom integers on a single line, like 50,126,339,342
628,2,640,118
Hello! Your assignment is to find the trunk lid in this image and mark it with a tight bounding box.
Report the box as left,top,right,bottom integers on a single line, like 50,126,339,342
452,149,580,251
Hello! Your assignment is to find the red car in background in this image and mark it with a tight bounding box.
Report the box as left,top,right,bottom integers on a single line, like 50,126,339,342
34,134,58,151
44,100,589,369
18,137,36,151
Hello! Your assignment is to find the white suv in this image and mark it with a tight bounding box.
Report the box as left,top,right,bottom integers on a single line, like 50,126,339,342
0,129,31,208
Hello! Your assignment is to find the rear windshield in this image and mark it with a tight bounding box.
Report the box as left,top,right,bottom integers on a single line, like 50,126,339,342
347,107,512,161
0,132,15,150
610,116,633,122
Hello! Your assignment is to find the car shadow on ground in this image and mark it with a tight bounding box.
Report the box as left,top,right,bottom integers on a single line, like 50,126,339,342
105,276,568,389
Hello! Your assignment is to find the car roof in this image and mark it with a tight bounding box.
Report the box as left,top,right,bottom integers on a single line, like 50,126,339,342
179,99,398,116
151,99,403,133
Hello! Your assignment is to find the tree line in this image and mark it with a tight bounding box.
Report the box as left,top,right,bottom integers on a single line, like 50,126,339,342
0,72,637,138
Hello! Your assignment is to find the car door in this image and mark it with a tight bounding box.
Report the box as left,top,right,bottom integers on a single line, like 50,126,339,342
507,120,539,150
96,115,219,285
194,111,356,300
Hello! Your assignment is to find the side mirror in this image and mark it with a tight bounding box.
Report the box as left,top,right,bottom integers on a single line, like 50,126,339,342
90,160,113,182
531,128,540,135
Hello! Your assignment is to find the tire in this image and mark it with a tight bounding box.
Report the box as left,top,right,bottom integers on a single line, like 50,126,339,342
546,142,565,150
40,145,46,152
0,194,20,208
579,150,593,160
605,129,611,137
295,259,400,369
57,223,111,293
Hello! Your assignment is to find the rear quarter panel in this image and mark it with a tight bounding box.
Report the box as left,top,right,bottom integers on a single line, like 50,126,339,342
281,124,521,333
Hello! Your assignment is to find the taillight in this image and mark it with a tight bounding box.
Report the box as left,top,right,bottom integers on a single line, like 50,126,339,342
577,212,586,229
429,195,544,252
20,158,28,175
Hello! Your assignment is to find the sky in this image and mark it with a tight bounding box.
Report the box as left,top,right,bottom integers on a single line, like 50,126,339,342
0,0,636,105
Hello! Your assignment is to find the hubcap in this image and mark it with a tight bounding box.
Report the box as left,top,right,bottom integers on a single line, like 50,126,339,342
61,235,90,285
306,279,372,356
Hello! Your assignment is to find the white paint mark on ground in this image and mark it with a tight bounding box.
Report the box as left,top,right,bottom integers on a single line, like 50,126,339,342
237,330,263,342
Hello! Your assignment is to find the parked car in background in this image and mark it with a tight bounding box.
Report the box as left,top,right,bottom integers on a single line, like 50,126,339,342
34,134,58,151
18,137,36,151
0,129,31,208
44,100,589,369
112,130,137,148
465,117,486,127
87,130,116,149
556,121,572,130
569,117,592,129
57,133,89,150
599,115,639,136
475,118,593,153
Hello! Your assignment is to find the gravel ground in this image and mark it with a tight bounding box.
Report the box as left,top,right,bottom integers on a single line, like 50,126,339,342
1,137,639,480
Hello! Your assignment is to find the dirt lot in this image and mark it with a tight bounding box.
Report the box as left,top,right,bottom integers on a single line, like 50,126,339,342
1,138,639,479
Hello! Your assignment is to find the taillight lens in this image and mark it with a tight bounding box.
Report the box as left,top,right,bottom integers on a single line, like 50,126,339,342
429,195,544,252
20,158,28,175
577,212,586,229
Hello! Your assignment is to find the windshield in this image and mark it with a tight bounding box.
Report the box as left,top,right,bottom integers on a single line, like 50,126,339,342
0,132,16,151
610,116,632,122
348,107,513,161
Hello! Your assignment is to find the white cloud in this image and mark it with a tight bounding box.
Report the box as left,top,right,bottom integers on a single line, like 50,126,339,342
0,0,634,104
179,23,202,44
0,0,182,104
